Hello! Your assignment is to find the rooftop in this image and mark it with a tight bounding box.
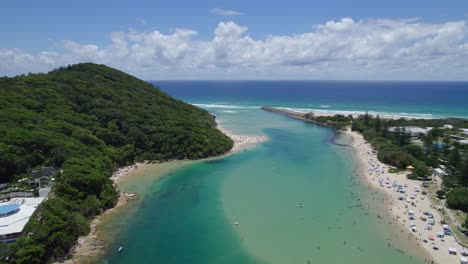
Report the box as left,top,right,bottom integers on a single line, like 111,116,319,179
388,126,429,134
0,197,44,236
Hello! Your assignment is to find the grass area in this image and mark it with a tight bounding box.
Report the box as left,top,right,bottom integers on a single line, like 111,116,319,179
423,184,468,246
453,209,467,224
388,168,400,173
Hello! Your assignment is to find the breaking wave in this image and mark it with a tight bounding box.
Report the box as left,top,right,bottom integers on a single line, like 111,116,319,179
192,103,259,109
277,107,435,119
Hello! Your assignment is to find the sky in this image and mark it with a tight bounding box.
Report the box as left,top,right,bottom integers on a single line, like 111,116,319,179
1,0,467,80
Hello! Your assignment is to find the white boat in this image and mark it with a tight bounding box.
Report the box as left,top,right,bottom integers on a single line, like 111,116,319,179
235,220,239,225
118,246,123,253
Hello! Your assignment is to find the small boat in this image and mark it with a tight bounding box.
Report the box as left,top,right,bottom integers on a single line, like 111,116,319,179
297,203,304,208
235,220,239,225
118,246,123,253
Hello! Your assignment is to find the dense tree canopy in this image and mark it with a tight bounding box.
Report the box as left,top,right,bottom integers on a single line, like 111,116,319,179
0,63,233,263
447,188,468,212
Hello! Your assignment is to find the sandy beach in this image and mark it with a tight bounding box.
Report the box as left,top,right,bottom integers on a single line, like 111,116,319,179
216,122,268,154
347,129,466,264
60,124,268,263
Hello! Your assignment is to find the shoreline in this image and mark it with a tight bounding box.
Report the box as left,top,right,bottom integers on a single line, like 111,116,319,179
346,129,464,264
62,122,268,263
261,106,466,263
216,120,268,154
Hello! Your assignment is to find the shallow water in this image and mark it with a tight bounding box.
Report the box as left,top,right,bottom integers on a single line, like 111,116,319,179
99,109,427,264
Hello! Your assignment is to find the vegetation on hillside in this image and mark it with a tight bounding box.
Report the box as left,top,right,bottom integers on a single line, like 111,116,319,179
0,63,233,263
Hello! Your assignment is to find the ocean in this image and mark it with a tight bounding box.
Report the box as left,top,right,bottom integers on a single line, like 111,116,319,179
99,81,468,264
156,81,468,119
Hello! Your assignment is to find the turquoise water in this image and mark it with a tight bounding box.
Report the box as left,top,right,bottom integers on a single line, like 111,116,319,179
100,109,427,264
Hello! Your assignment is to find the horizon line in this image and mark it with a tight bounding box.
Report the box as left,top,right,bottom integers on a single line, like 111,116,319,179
148,79,468,82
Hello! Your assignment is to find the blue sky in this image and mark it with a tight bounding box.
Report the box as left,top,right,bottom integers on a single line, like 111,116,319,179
1,0,467,80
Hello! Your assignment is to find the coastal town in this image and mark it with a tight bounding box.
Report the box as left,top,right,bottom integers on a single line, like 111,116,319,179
262,106,468,264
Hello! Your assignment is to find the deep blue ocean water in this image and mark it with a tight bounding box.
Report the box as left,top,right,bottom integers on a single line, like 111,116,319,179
155,81,468,118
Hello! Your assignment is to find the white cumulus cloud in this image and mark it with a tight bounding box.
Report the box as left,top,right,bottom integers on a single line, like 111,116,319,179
0,17,467,80
211,8,243,16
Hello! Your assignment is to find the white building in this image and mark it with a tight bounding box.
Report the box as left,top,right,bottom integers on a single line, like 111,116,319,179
434,168,447,178
0,197,44,244
387,126,430,138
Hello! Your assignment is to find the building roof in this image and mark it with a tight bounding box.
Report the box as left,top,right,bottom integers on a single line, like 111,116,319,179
388,126,429,135
459,139,468,145
0,197,44,236
434,168,447,175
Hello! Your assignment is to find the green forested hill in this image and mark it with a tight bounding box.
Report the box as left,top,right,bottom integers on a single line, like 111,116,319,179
0,63,233,263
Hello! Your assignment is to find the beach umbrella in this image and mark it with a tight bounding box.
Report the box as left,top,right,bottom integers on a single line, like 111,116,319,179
428,235,435,240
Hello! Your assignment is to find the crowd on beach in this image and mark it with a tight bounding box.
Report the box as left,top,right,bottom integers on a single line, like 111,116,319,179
349,130,467,264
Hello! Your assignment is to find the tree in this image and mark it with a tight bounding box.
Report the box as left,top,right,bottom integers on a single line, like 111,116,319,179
446,187,468,212
14,243,46,264
363,111,370,127
402,144,424,158
448,147,462,175
0,243,11,261
412,162,430,179
395,127,411,146
423,133,434,147
80,195,102,217
374,114,381,132
460,157,468,187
